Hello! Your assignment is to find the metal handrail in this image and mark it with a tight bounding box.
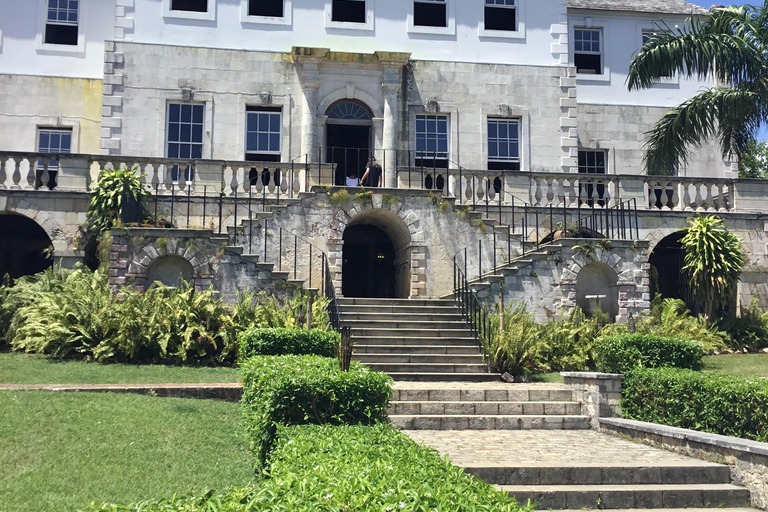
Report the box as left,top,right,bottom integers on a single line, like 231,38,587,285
454,256,492,373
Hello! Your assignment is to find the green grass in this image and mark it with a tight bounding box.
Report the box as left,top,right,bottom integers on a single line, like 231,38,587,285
0,391,254,512
532,372,564,383
0,352,241,385
702,353,768,378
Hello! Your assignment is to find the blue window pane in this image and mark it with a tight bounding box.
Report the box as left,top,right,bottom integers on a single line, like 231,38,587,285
511,142,519,157
510,123,518,138
50,133,60,150
48,9,57,20
247,133,258,151
179,145,191,159
181,104,192,123
68,11,78,22
191,125,203,143
270,114,280,132
269,134,280,151
488,122,497,138
192,105,203,123
61,133,71,151
499,123,508,138
416,118,425,132
39,133,50,150
258,133,268,150
438,118,447,132
168,123,180,142
499,144,508,157
168,143,179,158
427,119,436,132
180,124,191,141
416,139,426,152
169,104,180,123
438,139,448,152
489,143,498,158
258,114,269,131
191,146,202,159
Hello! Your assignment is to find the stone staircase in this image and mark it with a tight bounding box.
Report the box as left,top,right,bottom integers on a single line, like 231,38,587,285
338,298,497,381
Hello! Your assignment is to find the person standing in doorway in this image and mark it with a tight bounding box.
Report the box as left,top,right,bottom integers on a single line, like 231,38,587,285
361,156,382,188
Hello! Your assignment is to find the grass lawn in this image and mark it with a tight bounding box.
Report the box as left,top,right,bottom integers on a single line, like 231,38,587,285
0,391,254,512
0,352,241,385
702,352,768,378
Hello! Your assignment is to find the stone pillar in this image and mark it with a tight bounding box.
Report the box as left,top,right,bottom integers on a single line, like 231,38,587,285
382,84,399,188
300,63,320,160
561,372,624,428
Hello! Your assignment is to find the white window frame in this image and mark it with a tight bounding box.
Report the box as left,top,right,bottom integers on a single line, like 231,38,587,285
415,113,450,165
165,102,206,183
487,118,521,168
578,149,608,174
324,0,374,32
37,127,73,170
479,0,525,40
408,0,456,36
638,26,679,85
241,0,292,26
163,0,216,22
570,20,610,82
245,107,283,158
35,0,85,54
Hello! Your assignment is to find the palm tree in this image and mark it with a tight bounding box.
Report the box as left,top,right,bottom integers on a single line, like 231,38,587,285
628,3,768,175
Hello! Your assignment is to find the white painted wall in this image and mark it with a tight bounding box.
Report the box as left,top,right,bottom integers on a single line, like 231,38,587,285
568,11,712,108
128,0,566,66
0,0,115,79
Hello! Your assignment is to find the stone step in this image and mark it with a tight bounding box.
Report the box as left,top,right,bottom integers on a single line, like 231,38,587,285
351,328,473,338
392,387,574,402
337,298,457,307
463,464,732,486
345,319,470,330
388,372,500,382
391,415,590,430
365,362,488,373
352,336,479,346
389,401,581,416
499,483,751,509
353,344,481,354
354,354,485,364
339,305,459,315
340,312,465,321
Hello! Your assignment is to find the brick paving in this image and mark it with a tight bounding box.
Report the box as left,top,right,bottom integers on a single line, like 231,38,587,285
403,430,718,467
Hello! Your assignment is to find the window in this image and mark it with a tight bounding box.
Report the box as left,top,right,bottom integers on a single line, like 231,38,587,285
642,30,673,78
37,127,72,188
414,0,446,28
578,149,607,206
485,0,516,32
44,0,79,46
332,0,365,23
166,103,204,182
245,106,282,162
248,0,283,17
171,0,208,12
415,114,449,168
487,118,520,171
574,28,602,75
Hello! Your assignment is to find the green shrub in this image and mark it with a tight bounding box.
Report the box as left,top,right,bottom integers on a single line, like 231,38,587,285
252,291,331,331
486,303,543,377
716,300,768,352
637,298,727,353
241,355,392,469
623,367,768,442
87,423,532,512
239,328,339,359
594,334,703,374
539,307,607,372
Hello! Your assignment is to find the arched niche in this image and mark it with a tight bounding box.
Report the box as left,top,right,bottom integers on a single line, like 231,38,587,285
145,255,194,288
575,262,619,319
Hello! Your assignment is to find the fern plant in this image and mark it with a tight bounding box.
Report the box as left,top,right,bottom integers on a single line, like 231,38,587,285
637,298,728,354
487,302,544,378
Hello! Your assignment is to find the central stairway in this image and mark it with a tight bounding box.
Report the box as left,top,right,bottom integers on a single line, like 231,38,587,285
338,298,497,381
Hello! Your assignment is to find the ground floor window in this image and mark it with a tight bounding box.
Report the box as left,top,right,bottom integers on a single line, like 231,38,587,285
578,149,607,206
415,114,449,168
166,103,204,182
487,118,520,171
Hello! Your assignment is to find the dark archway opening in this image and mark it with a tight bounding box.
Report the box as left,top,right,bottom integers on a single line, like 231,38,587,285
0,214,53,281
326,124,371,186
342,225,396,298
649,231,699,314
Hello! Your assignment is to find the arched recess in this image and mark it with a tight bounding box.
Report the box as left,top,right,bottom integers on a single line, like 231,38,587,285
649,231,698,312
324,98,375,186
317,88,383,119
145,255,194,288
0,213,53,281
575,262,619,319
339,208,415,298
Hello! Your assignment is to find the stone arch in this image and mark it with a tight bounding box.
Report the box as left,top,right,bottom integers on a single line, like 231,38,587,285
0,212,53,280
575,262,619,319
318,88,383,118
649,230,697,312
145,254,195,288
328,201,426,297
124,237,212,292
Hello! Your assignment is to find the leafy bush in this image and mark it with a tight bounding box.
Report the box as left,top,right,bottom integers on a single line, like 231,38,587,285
623,367,768,442
87,167,150,235
539,307,608,372
594,334,703,374
486,303,543,377
239,328,339,359
88,424,532,512
241,355,392,469
253,291,331,331
716,299,768,352
637,298,728,354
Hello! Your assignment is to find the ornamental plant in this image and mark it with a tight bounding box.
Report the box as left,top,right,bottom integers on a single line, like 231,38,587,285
680,215,745,318
87,167,150,235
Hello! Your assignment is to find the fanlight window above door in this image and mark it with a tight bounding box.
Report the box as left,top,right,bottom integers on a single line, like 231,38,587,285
326,101,372,120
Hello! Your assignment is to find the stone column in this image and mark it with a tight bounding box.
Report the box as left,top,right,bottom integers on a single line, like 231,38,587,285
382,83,399,188
561,372,624,428
300,62,320,160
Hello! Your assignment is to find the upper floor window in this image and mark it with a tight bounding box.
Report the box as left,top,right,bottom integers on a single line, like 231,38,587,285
415,114,449,168
245,106,282,162
488,118,520,171
248,0,283,17
332,0,366,23
171,0,208,12
485,0,516,32
166,103,204,182
574,28,602,75
642,30,673,78
414,0,446,28
44,0,79,46
578,149,607,206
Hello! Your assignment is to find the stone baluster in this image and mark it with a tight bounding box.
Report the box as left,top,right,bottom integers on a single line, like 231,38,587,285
545,177,554,205
533,177,543,206
718,183,730,211
565,177,576,208
163,164,174,192
35,159,47,189
10,157,21,189
588,177,599,207
705,182,717,212
679,182,692,211
177,164,188,194
601,178,611,208
463,175,472,204
0,157,6,190
26,157,37,189
693,182,705,211
254,168,264,197
668,181,679,210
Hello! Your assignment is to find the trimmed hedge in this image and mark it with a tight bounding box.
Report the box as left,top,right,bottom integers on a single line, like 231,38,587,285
88,424,532,512
238,328,339,359
241,355,392,469
594,334,703,374
623,367,768,442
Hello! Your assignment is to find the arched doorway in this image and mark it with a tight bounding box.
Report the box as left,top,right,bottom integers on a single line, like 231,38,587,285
0,213,53,281
325,100,373,186
341,209,412,298
649,231,697,312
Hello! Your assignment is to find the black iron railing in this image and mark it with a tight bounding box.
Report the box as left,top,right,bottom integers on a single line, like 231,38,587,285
454,255,492,372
